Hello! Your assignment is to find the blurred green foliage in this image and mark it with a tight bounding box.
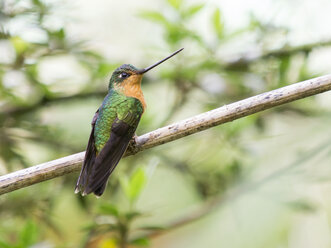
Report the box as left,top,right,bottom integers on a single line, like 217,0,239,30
1,0,331,247
0,220,39,248
0,0,117,169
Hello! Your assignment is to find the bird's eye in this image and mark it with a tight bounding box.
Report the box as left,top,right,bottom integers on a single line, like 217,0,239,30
119,72,129,78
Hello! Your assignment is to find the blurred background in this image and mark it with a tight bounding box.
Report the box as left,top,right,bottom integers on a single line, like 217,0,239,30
1,0,331,247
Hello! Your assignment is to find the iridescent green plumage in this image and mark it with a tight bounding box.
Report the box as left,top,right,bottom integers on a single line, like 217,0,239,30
94,91,143,153
75,48,183,197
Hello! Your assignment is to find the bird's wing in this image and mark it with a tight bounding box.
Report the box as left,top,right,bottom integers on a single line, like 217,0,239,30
76,98,143,196
75,109,99,194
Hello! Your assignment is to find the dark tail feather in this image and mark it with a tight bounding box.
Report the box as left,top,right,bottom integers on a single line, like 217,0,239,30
93,180,109,196
75,124,97,195
83,133,131,196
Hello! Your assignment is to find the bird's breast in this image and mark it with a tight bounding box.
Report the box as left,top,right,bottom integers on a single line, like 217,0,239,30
116,75,146,111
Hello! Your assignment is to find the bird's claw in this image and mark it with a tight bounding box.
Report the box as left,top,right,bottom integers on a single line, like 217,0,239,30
126,135,140,155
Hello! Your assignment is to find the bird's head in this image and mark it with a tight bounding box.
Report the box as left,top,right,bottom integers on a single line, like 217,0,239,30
109,64,143,90
108,48,184,91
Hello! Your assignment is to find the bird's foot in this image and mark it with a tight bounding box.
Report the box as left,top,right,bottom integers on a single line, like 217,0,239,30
126,135,140,155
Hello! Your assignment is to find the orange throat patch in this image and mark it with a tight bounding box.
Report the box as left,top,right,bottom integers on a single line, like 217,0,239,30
116,74,146,111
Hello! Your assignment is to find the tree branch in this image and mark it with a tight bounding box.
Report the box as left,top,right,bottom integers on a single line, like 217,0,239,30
1,74,331,195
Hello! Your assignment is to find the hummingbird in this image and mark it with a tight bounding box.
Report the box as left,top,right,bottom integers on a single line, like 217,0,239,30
75,48,184,196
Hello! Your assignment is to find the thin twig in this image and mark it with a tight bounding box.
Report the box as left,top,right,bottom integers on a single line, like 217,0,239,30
0,74,331,195
224,39,331,71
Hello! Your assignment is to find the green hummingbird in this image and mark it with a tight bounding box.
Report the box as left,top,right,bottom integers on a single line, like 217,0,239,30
75,48,184,196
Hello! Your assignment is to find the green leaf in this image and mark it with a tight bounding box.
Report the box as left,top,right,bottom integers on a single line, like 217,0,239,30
120,176,130,199
120,168,147,202
19,220,38,246
183,4,204,18
98,203,119,217
139,11,169,26
167,0,183,10
10,36,29,55
32,0,44,8
51,28,65,40
128,168,147,201
130,237,150,246
212,8,224,39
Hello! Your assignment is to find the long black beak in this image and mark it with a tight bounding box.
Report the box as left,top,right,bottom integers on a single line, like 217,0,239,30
138,48,184,74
